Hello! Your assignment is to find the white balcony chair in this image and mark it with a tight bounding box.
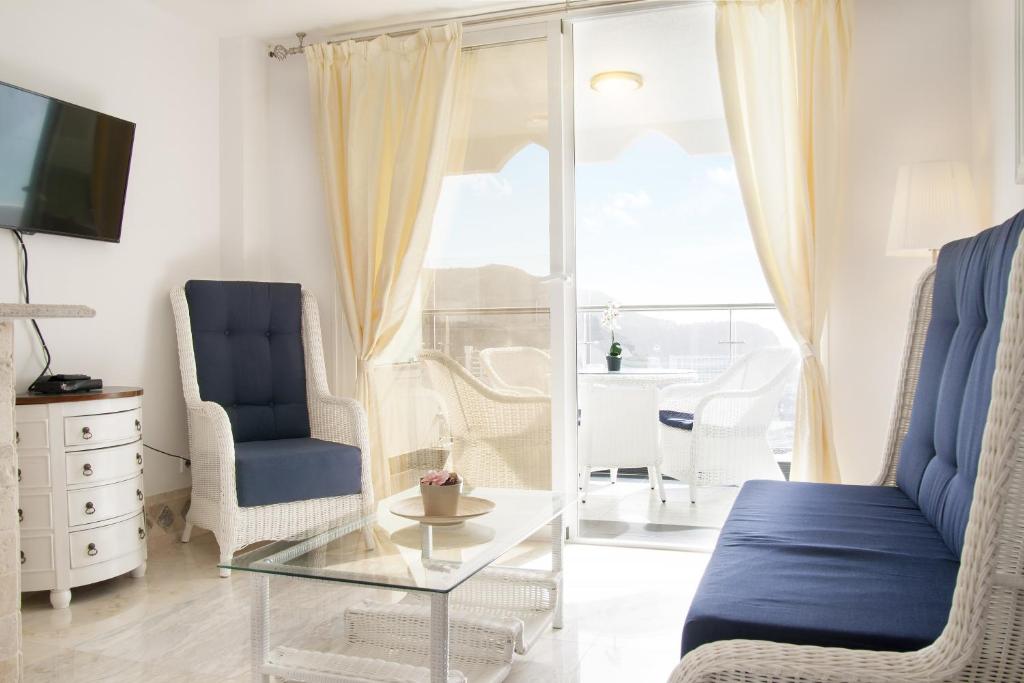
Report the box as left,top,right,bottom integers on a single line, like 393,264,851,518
658,347,796,503
171,282,374,577
479,346,551,397
419,350,551,490
579,381,666,503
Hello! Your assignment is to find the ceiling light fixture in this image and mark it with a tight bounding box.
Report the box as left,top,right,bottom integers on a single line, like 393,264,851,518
590,71,644,94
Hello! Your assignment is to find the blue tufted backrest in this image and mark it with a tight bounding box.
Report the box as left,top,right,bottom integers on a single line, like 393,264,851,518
184,280,311,443
896,213,1024,556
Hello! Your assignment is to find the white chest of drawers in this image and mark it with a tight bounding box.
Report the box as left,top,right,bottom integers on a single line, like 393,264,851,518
16,387,148,609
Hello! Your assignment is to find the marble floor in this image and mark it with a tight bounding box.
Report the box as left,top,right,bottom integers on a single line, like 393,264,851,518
578,475,740,551
20,530,710,682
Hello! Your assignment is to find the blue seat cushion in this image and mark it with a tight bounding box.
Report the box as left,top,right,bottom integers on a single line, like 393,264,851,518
659,410,694,431
234,438,362,507
682,480,959,657
185,280,310,443
896,215,1023,556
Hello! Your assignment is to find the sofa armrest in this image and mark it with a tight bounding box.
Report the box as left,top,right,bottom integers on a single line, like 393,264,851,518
669,638,953,683
185,400,237,507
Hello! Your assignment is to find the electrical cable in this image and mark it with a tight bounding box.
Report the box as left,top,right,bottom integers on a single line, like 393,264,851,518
10,231,52,388
143,443,191,468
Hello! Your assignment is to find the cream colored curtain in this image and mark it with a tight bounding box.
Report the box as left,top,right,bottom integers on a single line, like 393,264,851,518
716,0,849,483
306,25,462,497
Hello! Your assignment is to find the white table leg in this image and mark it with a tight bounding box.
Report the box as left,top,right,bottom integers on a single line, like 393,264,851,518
430,592,450,683
421,523,433,560
251,574,270,683
552,513,564,629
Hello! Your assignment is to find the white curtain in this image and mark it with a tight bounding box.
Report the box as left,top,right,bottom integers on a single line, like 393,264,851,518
716,0,850,482
306,25,463,497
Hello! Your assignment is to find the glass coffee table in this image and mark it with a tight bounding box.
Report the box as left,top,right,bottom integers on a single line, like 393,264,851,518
226,486,567,683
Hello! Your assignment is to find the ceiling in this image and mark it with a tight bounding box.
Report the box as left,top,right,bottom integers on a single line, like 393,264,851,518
148,0,555,41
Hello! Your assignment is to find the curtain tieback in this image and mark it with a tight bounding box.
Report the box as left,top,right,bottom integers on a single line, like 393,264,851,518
798,341,817,359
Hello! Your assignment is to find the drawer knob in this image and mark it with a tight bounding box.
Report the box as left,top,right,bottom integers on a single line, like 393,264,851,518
136,453,143,465
20,551,25,565
135,419,142,432
81,426,93,440
138,527,146,540
87,543,98,557
136,489,144,501
18,508,22,523
85,501,96,515
83,463,93,477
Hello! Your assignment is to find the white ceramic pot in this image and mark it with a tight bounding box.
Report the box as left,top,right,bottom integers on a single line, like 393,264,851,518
420,481,463,516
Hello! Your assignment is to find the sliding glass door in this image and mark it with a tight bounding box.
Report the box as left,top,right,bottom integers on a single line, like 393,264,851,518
373,24,572,503
570,5,795,548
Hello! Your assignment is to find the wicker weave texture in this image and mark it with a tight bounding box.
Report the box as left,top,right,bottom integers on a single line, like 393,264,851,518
668,234,1024,682
419,351,552,490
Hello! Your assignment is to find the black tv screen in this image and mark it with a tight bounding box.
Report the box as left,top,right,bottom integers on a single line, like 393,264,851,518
0,81,135,242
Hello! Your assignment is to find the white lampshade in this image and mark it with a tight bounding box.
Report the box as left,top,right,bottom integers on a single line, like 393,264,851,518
887,161,979,257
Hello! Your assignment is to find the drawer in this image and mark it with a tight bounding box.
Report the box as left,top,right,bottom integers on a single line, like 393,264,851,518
15,419,48,449
20,535,55,573
17,452,50,488
66,440,143,487
69,512,146,569
18,492,52,531
67,474,144,527
65,409,142,448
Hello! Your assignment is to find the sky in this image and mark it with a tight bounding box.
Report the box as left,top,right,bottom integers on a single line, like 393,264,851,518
425,129,774,308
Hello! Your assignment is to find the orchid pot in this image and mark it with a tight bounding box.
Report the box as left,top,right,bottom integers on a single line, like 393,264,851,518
419,470,463,516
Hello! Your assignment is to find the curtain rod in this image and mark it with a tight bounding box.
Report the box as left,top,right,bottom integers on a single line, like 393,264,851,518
267,0,701,60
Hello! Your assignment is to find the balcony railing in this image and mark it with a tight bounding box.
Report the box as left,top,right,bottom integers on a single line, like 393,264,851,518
422,302,783,382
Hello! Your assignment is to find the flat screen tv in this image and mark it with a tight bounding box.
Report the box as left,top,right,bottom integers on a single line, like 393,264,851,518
0,81,135,242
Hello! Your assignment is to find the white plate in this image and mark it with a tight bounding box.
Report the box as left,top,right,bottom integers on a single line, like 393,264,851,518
390,496,496,526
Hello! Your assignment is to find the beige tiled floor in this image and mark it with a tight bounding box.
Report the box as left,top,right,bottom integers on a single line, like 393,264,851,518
21,530,709,682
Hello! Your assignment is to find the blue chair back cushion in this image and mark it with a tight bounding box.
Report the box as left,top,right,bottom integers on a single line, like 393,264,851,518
896,214,1023,556
185,280,310,443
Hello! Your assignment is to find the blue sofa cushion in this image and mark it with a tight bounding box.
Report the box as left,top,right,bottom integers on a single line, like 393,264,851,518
185,280,311,443
682,480,959,657
234,438,362,507
896,215,1023,556
659,410,694,431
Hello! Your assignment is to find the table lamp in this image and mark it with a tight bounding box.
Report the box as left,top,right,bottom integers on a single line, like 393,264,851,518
887,161,979,262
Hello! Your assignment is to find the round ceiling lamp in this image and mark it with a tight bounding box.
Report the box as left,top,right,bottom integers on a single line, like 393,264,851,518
590,70,644,94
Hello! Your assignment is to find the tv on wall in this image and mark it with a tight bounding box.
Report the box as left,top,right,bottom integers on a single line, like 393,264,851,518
0,80,135,243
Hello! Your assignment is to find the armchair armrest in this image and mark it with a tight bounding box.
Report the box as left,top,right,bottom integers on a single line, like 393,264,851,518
184,399,238,506
308,392,374,508
660,375,728,413
692,388,774,432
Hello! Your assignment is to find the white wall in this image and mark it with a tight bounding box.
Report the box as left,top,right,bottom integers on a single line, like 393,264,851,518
260,54,350,394
971,0,1024,226
830,0,974,483
0,0,221,495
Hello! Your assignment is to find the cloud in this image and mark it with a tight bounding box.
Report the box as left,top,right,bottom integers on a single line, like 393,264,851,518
706,166,738,186
579,190,653,231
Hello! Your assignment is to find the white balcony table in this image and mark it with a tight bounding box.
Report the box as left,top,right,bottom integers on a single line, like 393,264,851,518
226,486,567,683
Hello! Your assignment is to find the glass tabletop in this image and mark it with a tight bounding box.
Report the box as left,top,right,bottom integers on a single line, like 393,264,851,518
224,487,567,594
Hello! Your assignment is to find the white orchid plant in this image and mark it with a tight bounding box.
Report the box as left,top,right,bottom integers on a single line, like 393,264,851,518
600,301,623,358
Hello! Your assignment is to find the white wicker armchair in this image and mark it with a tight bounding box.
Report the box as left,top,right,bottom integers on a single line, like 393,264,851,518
668,231,1024,681
659,347,796,503
418,350,551,490
479,346,551,397
170,286,374,577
